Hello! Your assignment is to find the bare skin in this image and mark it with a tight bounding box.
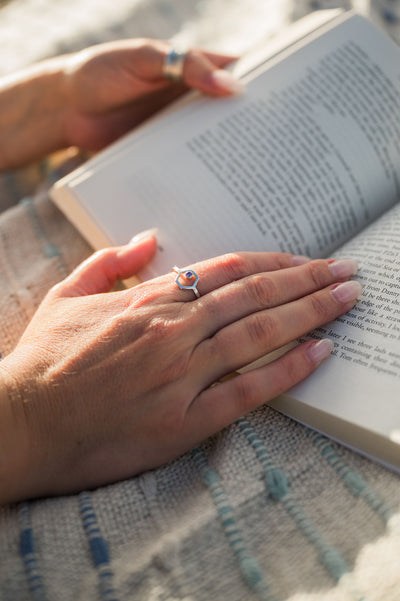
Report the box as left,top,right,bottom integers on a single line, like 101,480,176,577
0,39,362,504
0,39,239,169
0,235,361,504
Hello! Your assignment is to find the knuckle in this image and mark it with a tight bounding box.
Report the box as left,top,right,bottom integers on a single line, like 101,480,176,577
266,252,293,271
145,315,172,342
219,252,250,282
247,312,278,347
197,297,220,323
201,333,224,365
307,292,331,320
306,260,330,289
140,38,153,50
81,248,118,277
47,281,64,299
233,376,259,413
185,48,201,65
144,316,190,382
273,354,297,391
134,38,156,54
102,310,132,341
272,348,314,394
93,247,115,265
247,275,279,307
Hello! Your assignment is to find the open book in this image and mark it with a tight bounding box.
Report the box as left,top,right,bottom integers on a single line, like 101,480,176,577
51,10,400,473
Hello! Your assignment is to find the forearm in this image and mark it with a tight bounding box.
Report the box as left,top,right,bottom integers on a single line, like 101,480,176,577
0,58,68,170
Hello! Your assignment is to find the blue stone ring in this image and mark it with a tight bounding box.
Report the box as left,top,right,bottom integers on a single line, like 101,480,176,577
163,48,187,82
173,266,200,298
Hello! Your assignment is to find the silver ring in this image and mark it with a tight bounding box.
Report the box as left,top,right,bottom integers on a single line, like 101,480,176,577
173,266,200,298
163,48,187,82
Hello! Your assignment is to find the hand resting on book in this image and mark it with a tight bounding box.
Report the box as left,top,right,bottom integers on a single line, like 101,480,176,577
0,233,361,503
0,39,240,170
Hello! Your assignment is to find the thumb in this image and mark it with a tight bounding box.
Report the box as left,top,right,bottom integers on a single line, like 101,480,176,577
56,230,157,297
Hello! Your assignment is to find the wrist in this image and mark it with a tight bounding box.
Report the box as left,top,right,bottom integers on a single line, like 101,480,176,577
0,353,40,504
0,57,69,170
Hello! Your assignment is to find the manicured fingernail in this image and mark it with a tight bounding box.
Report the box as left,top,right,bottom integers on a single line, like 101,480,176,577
291,254,311,266
306,338,334,364
210,69,245,94
331,280,363,304
328,258,358,279
129,228,157,244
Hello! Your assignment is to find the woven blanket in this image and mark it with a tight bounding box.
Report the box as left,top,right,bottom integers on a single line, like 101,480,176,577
0,1,399,600
0,189,399,601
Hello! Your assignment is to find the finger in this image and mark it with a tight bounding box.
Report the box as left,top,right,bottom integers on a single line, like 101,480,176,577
98,40,240,96
195,258,359,336
186,339,334,438
133,42,240,94
201,50,238,69
161,251,309,302
53,232,157,297
129,41,241,95
182,49,243,96
195,280,362,381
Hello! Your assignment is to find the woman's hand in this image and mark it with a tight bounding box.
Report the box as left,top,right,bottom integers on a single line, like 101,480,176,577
0,235,361,503
62,40,240,150
0,40,239,169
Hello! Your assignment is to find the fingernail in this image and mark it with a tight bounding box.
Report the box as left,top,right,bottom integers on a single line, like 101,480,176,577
306,338,334,364
328,258,359,279
331,280,363,304
210,69,245,94
291,254,311,266
129,228,157,244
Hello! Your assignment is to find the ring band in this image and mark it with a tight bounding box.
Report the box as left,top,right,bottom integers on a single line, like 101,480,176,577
163,48,187,82
173,266,200,298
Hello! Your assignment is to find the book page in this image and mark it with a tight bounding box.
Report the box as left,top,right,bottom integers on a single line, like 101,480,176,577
59,10,344,182
309,203,400,375
277,203,400,471
298,202,400,381
67,13,400,280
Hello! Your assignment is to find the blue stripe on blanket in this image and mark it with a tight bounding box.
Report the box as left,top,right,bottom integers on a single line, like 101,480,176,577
79,492,120,601
310,431,395,523
193,446,276,601
237,418,350,584
19,503,48,601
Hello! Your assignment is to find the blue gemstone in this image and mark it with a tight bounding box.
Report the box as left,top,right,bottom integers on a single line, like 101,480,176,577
185,271,194,279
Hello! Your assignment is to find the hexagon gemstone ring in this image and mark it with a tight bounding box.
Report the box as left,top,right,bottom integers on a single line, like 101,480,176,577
173,266,200,298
